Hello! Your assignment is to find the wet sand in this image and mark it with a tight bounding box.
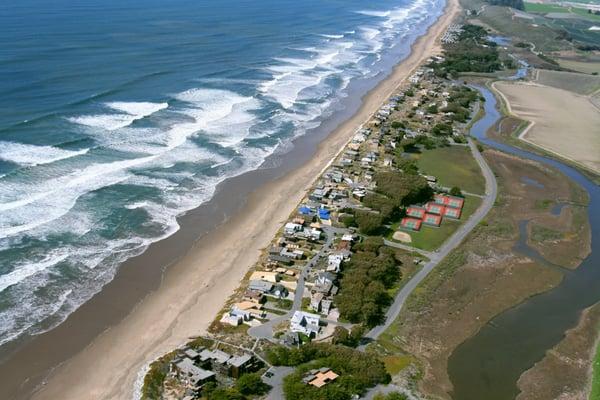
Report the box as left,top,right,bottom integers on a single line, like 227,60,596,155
0,0,459,398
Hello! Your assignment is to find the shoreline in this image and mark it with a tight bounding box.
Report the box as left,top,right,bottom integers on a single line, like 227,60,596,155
0,1,459,398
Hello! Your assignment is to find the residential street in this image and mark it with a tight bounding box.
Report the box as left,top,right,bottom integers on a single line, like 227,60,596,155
248,225,340,341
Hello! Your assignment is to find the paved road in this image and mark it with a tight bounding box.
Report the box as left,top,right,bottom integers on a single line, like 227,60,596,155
263,366,295,400
248,225,340,340
364,137,497,340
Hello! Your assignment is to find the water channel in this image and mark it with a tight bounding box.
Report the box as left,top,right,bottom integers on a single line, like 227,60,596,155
447,84,600,400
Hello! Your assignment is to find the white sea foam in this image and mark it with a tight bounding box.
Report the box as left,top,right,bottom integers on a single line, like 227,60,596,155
176,88,261,147
320,34,344,39
105,101,168,116
0,287,73,347
356,10,391,17
0,142,89,166
0,253,68,293
0,89,256,240
68,101,168,131
259,40,355,109
0,0,442,348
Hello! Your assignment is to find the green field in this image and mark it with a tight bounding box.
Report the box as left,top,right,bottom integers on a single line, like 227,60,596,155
524,2,567,13
591,340,600,400
417,146,486,195
390,196,482,251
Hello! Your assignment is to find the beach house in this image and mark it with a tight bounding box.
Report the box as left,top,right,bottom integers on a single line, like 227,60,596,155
302,368,339,388
172,358,216,390
290,311,320,337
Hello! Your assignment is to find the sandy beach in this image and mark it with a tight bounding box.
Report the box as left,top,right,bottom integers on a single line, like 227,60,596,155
13,1,459,398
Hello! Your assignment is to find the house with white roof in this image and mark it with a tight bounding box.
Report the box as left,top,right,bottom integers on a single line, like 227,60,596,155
290,311,320,337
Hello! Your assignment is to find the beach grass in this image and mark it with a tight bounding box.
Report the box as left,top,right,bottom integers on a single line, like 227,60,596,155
417,146,486,195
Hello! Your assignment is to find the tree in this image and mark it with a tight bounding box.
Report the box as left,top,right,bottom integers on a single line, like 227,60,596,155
391,120,405,129
340,215,357,228
450,186,463,197
394,158,419,175
354,236,384,253
355,211,384,235
432,123,453,136
208,387,246,400
331,326,350,345
363,193,398,221
236,373,270,395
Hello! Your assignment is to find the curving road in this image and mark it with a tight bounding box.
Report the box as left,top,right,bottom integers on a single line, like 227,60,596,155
364,137,498,340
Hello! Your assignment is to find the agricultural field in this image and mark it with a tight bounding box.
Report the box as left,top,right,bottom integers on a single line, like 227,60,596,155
557,58,600,74
495,81,600,174
534,68,600,94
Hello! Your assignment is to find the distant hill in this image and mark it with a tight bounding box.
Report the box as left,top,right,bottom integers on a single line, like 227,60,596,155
487,0,525,10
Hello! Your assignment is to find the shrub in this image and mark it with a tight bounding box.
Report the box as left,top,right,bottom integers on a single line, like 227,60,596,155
432,123,453,136
236,373,271,395
450,186,463,197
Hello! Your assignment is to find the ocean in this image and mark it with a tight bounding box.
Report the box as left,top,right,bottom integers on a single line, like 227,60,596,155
0,0,443,347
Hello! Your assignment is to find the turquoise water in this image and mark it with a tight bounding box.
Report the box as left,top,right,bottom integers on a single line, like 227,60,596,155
0,0,443,346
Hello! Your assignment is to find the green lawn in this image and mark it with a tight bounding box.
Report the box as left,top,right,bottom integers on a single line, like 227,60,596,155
417,146,486,195
524,2,567,13
591,340,600,400
389,196,482,251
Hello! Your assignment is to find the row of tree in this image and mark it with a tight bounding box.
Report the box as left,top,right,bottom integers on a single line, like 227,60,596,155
336,238,401,327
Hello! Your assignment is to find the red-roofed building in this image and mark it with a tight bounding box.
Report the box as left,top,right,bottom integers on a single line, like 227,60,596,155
444,206,462,219
423,213,442,226
400,218,422,231
406,206,426,219
434,194,464,209
426,202,445,215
